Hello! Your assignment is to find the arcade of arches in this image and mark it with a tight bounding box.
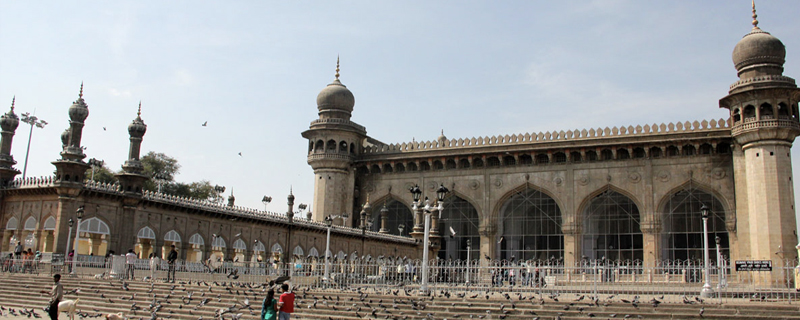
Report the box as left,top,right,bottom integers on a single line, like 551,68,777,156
357,183,730,267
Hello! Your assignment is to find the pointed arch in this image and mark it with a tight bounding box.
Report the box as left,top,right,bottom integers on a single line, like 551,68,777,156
212,236,227,248
164,230,182,243
233,239,247,251
293,245,304,257
137,226,156,240
580,186,642,261
271,243,283,253
308,247,320,257
437,193,481,260
497,185,563,261
656,180,732,218
23,217,37,230
491,182,564,223
43,216,56,231
189,233,205,245
5,217,18,230
253,240,266,252
78,217,110,235
369,194,414,237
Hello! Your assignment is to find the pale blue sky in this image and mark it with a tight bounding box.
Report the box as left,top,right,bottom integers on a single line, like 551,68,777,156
1,1,799,224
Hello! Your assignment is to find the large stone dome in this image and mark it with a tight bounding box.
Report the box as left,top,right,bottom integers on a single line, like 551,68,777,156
732,27,785,73
316,79,355,115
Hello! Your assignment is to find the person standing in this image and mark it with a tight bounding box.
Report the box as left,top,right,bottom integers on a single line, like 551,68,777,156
167,245,178,283
39,274,63,320
14,241,23,259
277,283,295,320
261,288,278,320
125,249,136,280
148,253,159,282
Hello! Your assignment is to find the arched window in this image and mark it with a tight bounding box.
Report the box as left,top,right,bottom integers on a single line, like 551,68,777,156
617,149,630,160
293,246,304,257
473,158,484,168
499,189,563,261
433,160,444,170
308,247,320,257
350,143,355,154
698,144,713,155
43,217,56,231
5,217,18,230
582,190,642,261
420,161,431,171
743,105,756,120
326,139,337,151
383,164,393,173
716,143,731,154
314,140,324,153
437,196,480,260
519,154,533,165
649,147,663,158
164,230,182,243
666,146,680,157
487,157,501,167
682,145,696,156
212,236,226,248
632,148,646,159
503,155,516,166
778,102,790,117
760,103,774,119
570,152,582,162
23,217,37,230
395,163,406,172
446,159,457,170
553,153,567,163
271,243,283,253
535,154,549,164
137,226,156,240
600,149,614,161
253,241,266,252
407,162,418,171
233,239,247,251
189,234,205,246
586,151,598,161
78,218,110,235
370,199,413,237
371,164,381,174
459,159,471,169
336,250,346,260
25,233,36,248
339,141,348,153
732,108,741,123
661,187,729,262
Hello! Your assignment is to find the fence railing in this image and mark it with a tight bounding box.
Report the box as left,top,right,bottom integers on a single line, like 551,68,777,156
2,256,798,304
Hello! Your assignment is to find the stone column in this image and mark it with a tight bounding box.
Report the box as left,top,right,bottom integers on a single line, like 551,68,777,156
562,222,581,268
640,221,662,269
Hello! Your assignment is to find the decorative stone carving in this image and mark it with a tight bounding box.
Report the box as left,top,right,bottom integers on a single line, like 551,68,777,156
712,168,726,180
553,177,563,186
469,180,480,190
657,170,671,182
628,172,641,184
494,178,503,188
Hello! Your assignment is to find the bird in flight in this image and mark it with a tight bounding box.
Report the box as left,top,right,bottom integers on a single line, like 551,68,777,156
449,226,457,239
103,127,106,131
238,152,242,157
497,236,504,244
234,233,241,238
202,121,208,126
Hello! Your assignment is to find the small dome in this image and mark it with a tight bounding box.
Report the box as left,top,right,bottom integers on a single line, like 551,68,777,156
0,102,19,132
316,79,355,115
128,105,147,138
732,27,785,73
60,129,70,146
69,98,89,122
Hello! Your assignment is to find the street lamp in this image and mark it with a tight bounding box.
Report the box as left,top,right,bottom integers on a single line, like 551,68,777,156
88,158,104,181
262,196,272,211
20,112,47,179
410,183,449,295
398,224,405,236
153,173,169,193
72,206,84,275
65,218,74,262
700,204,714,297
214,185,226,203
466,239,472,286
324,213,349,284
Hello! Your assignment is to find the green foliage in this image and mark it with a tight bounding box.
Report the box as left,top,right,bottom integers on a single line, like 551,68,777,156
161,180,223,202
85,164,118,184
139,151,224,201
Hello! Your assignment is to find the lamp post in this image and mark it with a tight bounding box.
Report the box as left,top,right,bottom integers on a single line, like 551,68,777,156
262,196,272,211
65,218,74,260
153,173,169,193
466,239,471,286
409,183,449,295
700,204,714,298
72,206,84,275
19,112,48,180
715,235,727,288
88,158,104,181
398,224,405,237
324,213,349,284
213,185,226,203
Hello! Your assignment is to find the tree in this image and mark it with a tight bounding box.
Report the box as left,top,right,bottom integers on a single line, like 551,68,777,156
141,152,180,180
85,164,118,184
139,152,224,201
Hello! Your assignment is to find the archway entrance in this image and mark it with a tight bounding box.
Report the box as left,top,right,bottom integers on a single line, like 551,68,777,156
661,187,729,262
437,196,480,260
582,190,642,261
498,189,563,261
77,218,110,256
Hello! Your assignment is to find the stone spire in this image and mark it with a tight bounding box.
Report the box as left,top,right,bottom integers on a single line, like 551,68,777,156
227,189,235,207
116,102,150,196
53,84,91,187
0,97,21,186
287,187,295,222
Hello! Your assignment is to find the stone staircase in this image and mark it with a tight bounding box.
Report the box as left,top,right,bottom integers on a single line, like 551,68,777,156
1,274,799,319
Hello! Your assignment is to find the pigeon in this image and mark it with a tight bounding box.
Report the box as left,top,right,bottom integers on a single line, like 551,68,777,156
202,121,208,126
234,233,241,238
238,152,242,157
448,226,457,238
103,127,106,131
497,236,504,244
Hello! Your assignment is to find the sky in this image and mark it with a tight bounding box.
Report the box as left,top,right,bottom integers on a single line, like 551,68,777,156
1,1,800,224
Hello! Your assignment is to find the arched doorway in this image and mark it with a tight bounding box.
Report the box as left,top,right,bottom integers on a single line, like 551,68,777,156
253,240,266,263
162,230,181,260
187,233,204,262
233,239,247,262
370,199,413,237
582,190,642,261
42,217,56,253
4,217,18,252
77,218,110,256
661,187,729,262
437,196,480,260
210,236,226,262
498,189,563,261
136,226,156,258
23,217,37,251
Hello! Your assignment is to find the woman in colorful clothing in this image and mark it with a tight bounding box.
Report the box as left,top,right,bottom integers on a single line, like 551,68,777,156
261,288,278,320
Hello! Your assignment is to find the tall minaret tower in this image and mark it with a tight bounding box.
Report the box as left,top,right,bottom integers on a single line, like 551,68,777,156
720,3,800,270
53,83,91,187
0,97,21,186
301,58,367,226
116,102,149,196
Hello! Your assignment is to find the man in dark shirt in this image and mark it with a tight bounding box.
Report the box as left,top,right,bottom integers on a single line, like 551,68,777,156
167,245,178,283
40,274,63,319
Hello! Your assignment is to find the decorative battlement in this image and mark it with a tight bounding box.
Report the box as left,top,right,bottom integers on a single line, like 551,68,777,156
730,74,796,91
363,118,731,154
309,118,366,132
7,176,57,188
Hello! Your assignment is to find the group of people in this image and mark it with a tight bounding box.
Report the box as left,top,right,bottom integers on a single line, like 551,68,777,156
130,245,179,282
2,241,41,273
261,283,295,320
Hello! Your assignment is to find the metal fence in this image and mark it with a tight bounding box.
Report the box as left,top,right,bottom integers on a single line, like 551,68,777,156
2,255,798,304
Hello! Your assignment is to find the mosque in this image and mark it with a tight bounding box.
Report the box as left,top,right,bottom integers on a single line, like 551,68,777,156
1,4,799,283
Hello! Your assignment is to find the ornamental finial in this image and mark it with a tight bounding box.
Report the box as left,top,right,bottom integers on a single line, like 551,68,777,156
137,101,142,117
79,82,84,98
335,56,340,80
752,0,759,28
10,96,14,112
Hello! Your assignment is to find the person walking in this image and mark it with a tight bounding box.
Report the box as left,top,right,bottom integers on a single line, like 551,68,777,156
167,245,178,283
261,287,278,320
125,249,136,280
277,283,295,320
39,274,63,320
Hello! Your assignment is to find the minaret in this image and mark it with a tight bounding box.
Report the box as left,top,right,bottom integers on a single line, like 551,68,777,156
719,2,800,275
301,58,367,225
116,102,149,195
0,97,21,186
227,190,235,207
52,83,91,187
